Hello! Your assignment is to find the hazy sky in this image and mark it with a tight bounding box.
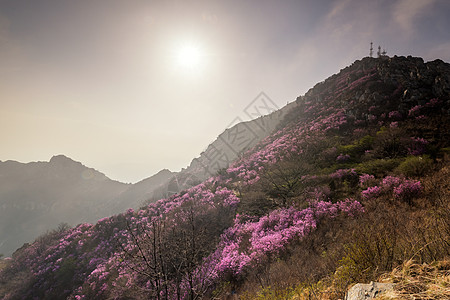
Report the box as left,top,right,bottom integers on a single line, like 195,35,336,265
1,0,449,183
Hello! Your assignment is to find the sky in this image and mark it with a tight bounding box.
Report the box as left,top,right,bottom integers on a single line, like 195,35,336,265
1,0,449,183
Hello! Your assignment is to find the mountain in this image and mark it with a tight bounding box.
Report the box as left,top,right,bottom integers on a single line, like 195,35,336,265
143,101,298,199
1,55,449,299
0,101,294,257
0,155,129,256
108,169,174,213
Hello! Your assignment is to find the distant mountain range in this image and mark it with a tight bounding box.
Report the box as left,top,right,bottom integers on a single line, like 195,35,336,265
0,102,294,256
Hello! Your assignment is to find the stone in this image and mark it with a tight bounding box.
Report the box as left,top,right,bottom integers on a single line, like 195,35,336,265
346,281,395,300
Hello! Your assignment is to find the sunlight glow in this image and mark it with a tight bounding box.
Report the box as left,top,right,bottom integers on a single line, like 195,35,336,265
176,44,202,70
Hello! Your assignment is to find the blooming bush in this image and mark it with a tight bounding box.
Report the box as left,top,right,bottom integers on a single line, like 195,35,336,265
408,105,422,116
330,169,357,180
203,199,364,279
390,121,398,128
382,175,403,189
336,153,351,163
388,111,402,119
359,173,376,188
361,186,382,199
408,137,428,156
360,175,423,204
393,180,423,202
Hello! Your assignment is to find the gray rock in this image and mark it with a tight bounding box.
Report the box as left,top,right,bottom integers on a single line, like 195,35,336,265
346,281,395,300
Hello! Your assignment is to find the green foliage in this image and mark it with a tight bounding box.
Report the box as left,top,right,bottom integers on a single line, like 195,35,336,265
338,135,375,159
373,127,409,158
335,237,395,289
356,158,402,176
249,285,295,299
395,156,434,177
359,135,375,150
439,147,450,156
260,159,313,206
56,256,77,288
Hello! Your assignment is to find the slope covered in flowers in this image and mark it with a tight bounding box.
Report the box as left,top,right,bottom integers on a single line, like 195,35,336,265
1,56,449,299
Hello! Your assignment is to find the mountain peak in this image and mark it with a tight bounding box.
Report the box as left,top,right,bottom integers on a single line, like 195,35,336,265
49,154,76,164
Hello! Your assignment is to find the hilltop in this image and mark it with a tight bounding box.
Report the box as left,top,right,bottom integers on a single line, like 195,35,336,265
1,55,449,299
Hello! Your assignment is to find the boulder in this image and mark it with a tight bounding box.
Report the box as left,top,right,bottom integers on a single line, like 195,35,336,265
346,281,395,300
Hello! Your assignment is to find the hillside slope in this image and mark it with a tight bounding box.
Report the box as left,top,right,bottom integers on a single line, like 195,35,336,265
0,100,294,257
1,55,449,299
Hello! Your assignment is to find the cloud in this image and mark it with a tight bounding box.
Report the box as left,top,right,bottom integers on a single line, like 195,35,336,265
326,0,353,20
392,0,436,36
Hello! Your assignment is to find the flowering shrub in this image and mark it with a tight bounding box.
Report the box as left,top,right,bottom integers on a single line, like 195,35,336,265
336,154,351,163
361,186,382,199
330,168,357,180
202,199,364,279
408,137,428,156
306,186,331,203
393,180,423,202
408,105,422,116
425,98,440,108
359,174,376,188
382,175,403,189
388,111,402,119
360,175,423,204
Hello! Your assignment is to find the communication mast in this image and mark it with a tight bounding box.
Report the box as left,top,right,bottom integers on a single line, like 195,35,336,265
370,42,373,58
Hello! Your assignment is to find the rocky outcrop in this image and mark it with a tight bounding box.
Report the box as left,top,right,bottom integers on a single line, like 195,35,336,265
346,282,395,300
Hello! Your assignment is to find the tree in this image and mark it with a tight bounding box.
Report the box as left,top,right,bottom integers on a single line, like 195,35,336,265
119,191,236,299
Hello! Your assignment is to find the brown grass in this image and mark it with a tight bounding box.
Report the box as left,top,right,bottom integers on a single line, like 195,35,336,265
378,259,450,299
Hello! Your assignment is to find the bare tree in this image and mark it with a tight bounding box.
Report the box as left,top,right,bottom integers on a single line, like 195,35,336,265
119,198,235,299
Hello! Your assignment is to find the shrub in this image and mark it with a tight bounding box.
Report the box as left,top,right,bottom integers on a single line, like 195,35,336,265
395,156,434,177
359,174,376,188
373,127,409,158
238,191,277,217
393,180,423,203
361,186,382,199
330,169,357,180
388,111,402,119
336,153,351,163
356,158,402,177
381,175,403,190
337,135,375,160
408,137,429,156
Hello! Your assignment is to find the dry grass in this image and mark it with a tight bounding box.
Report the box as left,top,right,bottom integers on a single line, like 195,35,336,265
378,259,450,299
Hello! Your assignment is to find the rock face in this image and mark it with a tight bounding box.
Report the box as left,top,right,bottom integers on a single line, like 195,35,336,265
346,282,395,300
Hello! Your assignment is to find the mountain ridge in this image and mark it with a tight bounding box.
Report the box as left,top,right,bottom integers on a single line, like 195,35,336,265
0,100,294,256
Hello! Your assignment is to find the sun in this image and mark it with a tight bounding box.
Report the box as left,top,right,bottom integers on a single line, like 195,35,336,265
176,44,202,70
